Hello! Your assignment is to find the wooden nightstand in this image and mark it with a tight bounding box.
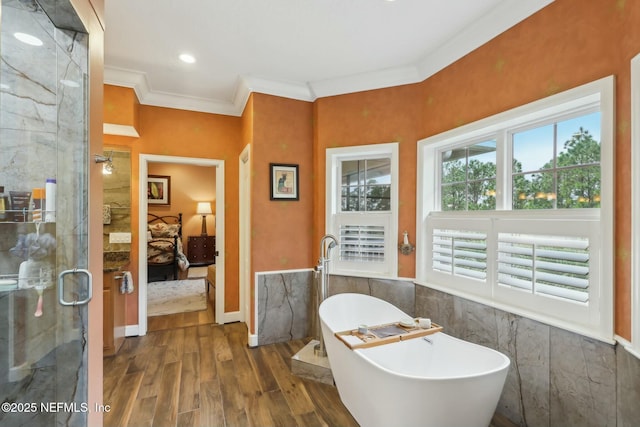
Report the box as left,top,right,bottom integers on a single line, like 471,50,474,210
187,235,216,265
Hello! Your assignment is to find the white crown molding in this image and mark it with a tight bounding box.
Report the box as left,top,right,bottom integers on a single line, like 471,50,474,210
103,66,149,104
242,76,315,102
104,0,554,117
310,65,423,99
416,0,555,79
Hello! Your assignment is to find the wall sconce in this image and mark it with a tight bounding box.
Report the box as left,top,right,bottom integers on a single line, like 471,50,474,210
398,230,415,255
94,151,113,175
196,202,213,236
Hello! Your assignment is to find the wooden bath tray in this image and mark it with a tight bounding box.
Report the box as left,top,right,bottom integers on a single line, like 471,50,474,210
335,321,443,350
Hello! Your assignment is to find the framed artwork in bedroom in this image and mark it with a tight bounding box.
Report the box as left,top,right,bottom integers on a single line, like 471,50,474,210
148,175,171,205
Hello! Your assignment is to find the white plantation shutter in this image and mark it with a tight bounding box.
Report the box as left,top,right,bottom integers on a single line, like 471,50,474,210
332,213,393,276
339,224,385,263
432,229,487,280
497,233,589,303
425,212,601,328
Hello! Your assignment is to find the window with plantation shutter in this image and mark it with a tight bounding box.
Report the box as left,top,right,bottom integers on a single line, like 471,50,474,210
327,143,398,278
417,77,614,342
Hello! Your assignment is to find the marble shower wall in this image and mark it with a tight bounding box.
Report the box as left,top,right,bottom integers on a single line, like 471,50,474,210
0,1,89,425
415,286,640,427
103,150,131,255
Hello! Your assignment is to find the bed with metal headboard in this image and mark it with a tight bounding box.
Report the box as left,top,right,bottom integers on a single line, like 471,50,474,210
146,213,189,282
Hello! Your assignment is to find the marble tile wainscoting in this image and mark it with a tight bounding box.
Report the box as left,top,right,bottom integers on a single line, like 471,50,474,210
415,286,640,427
255,271,415,346
254,271,640,426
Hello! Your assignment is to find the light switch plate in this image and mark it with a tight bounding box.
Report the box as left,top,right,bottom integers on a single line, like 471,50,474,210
109,232,131,244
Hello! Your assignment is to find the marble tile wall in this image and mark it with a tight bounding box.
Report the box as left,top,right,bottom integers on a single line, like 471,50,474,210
256,271,640,426
256,270,314,346
103,150,131,254
256,271,415,346
415,285,640,427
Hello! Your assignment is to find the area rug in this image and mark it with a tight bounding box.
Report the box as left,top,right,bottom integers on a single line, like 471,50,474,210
187,266,208,279
147,278,207,317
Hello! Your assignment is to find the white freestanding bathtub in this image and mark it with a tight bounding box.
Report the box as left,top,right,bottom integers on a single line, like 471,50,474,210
319,293,510,427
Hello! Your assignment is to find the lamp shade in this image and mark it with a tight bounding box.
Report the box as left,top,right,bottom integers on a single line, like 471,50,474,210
196,202,212,215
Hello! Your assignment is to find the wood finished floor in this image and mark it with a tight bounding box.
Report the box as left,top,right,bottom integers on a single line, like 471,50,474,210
103,301,358,427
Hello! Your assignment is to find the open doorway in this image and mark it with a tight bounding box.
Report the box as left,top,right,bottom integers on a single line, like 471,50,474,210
139,154,225,335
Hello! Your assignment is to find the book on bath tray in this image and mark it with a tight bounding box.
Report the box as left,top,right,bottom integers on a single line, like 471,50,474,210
370,325,408,338
335,321,443,350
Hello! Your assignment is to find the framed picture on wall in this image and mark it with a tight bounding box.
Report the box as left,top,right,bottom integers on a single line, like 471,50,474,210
148,175,171,205
270,163,299,201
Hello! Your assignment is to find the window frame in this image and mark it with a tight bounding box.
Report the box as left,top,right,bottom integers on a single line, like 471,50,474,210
631,53,640,358
416,76,615,342
326,142,399,278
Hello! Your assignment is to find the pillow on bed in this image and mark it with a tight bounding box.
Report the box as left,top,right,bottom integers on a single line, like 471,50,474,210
148,223,180,238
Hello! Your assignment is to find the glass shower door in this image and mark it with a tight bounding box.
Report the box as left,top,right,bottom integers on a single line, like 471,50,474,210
0,0,92,425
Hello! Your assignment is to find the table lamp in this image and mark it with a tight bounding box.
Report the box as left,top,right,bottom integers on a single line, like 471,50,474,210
196,202,212,235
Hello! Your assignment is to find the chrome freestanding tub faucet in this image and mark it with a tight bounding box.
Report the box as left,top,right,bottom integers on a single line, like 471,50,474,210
314,234,338,357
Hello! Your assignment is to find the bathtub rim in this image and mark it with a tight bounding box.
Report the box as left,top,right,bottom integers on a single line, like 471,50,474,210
345,332,511,381
320,293,511,382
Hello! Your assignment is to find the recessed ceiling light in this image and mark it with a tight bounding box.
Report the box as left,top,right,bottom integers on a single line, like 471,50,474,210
179,53,196,64
14,32,43,46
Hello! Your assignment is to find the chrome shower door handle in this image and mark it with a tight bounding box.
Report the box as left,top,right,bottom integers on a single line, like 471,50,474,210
58,269,93,306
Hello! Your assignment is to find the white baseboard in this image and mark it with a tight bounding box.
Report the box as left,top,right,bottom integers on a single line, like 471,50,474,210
125,324,140,337
222,310,242,324
248,333,259,347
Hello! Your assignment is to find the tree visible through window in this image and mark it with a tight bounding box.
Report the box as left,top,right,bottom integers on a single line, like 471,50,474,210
441,140,496,211
440,112,601,211
512,112,601,210
341,158,391,212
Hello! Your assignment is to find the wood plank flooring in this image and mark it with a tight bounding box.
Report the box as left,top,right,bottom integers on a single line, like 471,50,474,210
103,303,358,427
105,292,512,427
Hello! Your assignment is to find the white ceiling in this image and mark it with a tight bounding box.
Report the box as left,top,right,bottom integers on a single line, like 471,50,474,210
104,0,553,117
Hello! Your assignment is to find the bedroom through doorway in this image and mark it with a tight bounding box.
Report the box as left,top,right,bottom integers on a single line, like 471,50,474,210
139,154,225,336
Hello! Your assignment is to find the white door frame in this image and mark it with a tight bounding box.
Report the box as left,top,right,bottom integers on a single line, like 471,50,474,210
138,154,225,335
239,145,255,343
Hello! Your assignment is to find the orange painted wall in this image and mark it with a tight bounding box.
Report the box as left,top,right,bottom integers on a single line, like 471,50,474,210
104,99,243,322
104,84,139,129
105,0,640,340
147,162,216,243
238,93,315,333
250,94,314,274
313,0,639,339
314,84,423,278
418,0,638,340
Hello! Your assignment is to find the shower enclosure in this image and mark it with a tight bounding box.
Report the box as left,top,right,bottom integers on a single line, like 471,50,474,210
0,0,94,425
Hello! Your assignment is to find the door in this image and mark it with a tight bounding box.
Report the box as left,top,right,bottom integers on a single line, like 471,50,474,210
239,146,252,329
0,1,94,425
